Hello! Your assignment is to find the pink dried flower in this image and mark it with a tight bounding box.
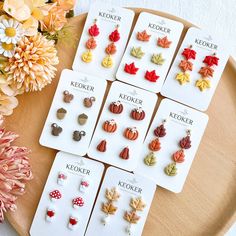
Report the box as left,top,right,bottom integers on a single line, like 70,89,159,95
0,128,32,222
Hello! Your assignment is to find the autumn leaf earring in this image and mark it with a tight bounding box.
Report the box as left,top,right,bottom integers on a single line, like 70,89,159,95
124,197,146,235
102,25,120,68
196,53,219,91
175,45,196,85
144,119,167,166
81,19,99,63
101,187,120,225
164,129,192,176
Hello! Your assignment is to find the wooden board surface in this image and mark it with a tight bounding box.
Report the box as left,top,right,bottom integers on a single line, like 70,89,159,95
5,9,236,236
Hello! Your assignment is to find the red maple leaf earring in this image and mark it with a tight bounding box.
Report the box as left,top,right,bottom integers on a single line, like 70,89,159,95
144,70,159,82
102,25,120,68
81,19,99,63
164,129,192,176
196,53,219,91
175,45,196,85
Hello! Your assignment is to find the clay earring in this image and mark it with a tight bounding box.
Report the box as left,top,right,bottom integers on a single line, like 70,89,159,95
144,119,167,166
136,30,151,42
196,53,219,91
102,25,120,68
164,129,192,176
144,70,159,83
79,177,90,193
73,131,86,141
83,96,95,108
176,45,196,85
68,215,78,230
63,90,74,103
51,123,62,136
78,113,88,125
97,139,107,152
101,187,120,225
72,197,84,209
49,190,62,202
151,53,165,65
119,147,130,160
124,127,139,141
130,46,145,59
124,62,139,75
124,197,146,235
46,207,56,222
81,19,99,63
57,171,67,186
103,119,117,133
130,107,145,121
157,36,172,48
109,101,123,114
56,108,67,120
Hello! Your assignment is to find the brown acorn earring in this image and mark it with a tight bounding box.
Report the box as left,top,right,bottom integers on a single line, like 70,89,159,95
164,129,192,176
144,119,167,166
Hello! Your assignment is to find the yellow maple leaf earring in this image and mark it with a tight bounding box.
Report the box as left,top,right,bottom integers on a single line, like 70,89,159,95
124,197,146,235
101,187,120,225
81,19,100,63
175,45,196,85
196,53,219,91
102,25,120,68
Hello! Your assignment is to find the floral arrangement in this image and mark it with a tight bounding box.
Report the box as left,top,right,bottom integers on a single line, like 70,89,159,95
0,0,75,116
0,0,76,222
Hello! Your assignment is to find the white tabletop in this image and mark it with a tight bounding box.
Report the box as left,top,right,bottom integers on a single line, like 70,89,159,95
1,0,235,235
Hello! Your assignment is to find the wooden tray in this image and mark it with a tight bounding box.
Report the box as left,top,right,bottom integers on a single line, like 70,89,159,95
5,9,236,236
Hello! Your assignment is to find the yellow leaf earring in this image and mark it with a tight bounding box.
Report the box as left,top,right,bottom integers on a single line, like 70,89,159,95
101,187,120,225
175,45,196,85
81,19,99,63
196,53,219,91
124,197,146,235
102,25,120,68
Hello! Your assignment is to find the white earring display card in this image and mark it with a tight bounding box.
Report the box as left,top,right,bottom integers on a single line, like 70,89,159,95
87,81,157,171
72,2,134,81
85,166,156,236
116,12,184,93
30,152,104,236
40,69,107,156
161,27,229,111
135,98,208,193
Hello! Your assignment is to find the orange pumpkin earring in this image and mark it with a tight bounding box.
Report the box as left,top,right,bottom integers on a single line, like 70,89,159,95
103,119,117,133
124,127,139,141
144,119,167,166
109,101,123,114
130,107,145,121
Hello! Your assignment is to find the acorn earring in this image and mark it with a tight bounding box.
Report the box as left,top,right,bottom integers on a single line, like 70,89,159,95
196,53,219,91
102,25,120,68
164,129,192,176
144,119,167,166
101,187,120,225
124,197,146,235
176,45,196,85
81,19,99,63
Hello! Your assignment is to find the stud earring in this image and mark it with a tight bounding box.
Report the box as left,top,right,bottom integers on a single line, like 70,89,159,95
68,215,78,230
124,127,139,141
97,139,107,152
119,147,130,160
73,130,86,141
56,108,67,120
51,123,62,136
130,46,145,59
130,107,145,121
176,45,196,85
144,70,159,83
81,19,99,63
63,90,74,103
57,171,67,186
151,53,165,65
101,187,120,225
49,190,62,202
124,197,146,235
103,119,117,133
102,25,120,68
144,119,167,166
124,62,139,75
196,53,219,91
83,96,95,108
109,101,123,114
164,129,192,176
72,197,84,209
79,177,90,193
157,36,172,48
45,207,56,222
78,113,88,125
136,30,151,42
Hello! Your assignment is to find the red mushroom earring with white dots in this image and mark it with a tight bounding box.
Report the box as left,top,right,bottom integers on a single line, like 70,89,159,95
49,189,62,202
79,177,90,193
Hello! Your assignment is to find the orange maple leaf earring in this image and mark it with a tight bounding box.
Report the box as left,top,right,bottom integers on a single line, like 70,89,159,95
102,25,120,68
157,36,172,48
81,19,99,63
136,30,151,42
196,53,219,91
